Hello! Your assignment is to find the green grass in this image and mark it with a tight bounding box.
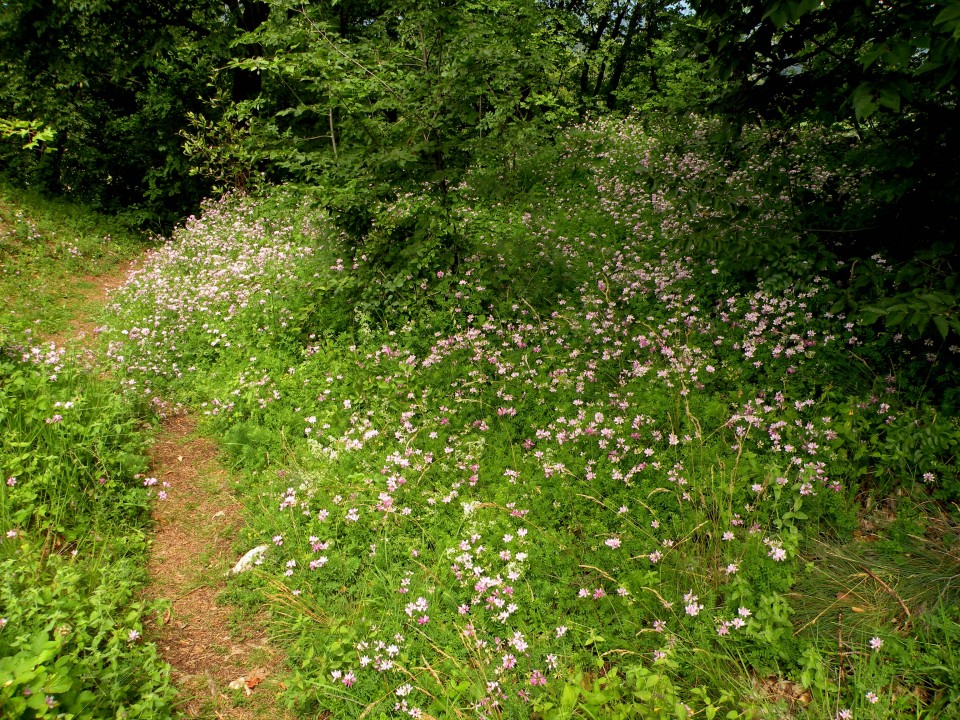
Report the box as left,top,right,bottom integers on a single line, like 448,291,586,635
0,181,147,336
3,114,958,719
0,185,175,718
100,118,960,719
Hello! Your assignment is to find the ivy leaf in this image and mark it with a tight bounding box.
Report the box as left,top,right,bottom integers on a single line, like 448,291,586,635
934,3,960,27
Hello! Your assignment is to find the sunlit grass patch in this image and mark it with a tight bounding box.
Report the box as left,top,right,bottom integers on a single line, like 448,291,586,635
104,116,960,719
0,181,146,336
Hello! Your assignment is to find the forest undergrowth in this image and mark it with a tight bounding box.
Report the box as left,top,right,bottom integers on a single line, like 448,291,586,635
3,113,960,719
95,115,960,719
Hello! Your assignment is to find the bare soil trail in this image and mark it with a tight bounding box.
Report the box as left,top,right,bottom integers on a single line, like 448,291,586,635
146,415,287,719
64,258,290,719
45,257,141,350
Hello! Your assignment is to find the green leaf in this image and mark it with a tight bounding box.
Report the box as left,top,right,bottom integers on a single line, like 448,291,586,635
935,3,960,26
561,682,581,711
764,5,790,28
877,86,901,112
860,309,883,324
861,44,886,69
851,84,879,120
934,315,950,338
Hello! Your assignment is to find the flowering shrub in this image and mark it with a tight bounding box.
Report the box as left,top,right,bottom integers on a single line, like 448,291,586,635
107,116,960,718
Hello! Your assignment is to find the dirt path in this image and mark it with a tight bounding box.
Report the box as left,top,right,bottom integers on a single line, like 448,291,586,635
45,257,141,350
63,259,289,719
146,415,286,718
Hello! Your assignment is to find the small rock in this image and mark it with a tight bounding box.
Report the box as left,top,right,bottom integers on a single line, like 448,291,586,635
231,545,268,574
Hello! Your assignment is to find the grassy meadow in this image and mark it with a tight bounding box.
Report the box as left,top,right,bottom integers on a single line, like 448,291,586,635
1,114,959,719
0,183,175,717
88,116,960,718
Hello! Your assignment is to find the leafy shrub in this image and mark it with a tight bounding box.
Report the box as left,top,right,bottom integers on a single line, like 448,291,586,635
0,545,173,718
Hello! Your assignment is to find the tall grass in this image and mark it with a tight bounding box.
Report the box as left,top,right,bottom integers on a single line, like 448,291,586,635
0,190,174,718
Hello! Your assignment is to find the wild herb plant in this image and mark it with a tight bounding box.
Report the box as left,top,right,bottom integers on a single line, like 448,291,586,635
106,116,960,718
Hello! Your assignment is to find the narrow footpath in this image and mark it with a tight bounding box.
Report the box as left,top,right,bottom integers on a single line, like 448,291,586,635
146,414,284,718
61,257,287,719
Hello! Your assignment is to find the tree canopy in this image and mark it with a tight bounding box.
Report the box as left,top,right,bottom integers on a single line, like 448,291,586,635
1,0,958,336
691,0,960,243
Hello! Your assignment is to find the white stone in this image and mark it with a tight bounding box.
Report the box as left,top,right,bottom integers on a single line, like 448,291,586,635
231,545,268,574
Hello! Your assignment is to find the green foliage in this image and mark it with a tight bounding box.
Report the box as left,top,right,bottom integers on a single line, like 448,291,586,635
0,0,240,225
690,0,960,123
7,0,960,714
0,353,151,538
0,347,174,718
563,1,709,113
688,0,960,316
0,546,174,718
0,118,55,151
855,244,960,341
103,114,960,719
0,190,174,719
206,0,573,234
914,607,960,715
534,663,750,719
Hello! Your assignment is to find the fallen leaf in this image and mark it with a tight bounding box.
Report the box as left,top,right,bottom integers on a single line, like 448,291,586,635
242,667,270,693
